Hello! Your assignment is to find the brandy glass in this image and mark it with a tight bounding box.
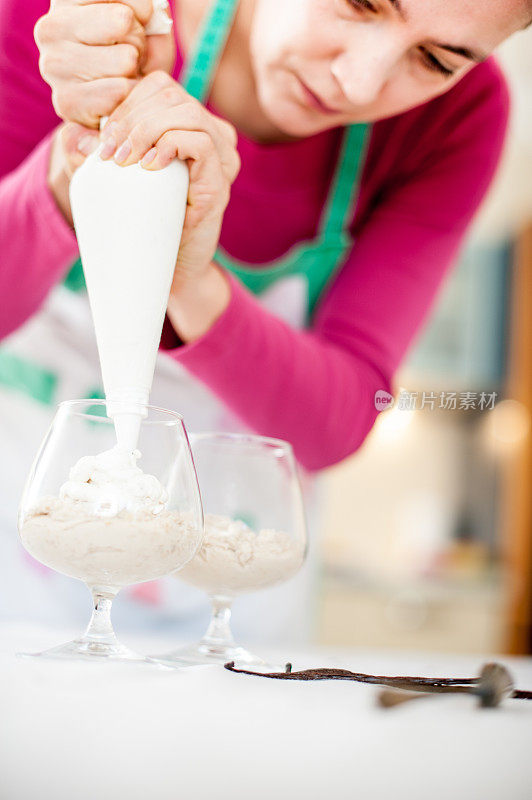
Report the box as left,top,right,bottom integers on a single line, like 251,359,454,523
154,432,307,668
18,399,203,662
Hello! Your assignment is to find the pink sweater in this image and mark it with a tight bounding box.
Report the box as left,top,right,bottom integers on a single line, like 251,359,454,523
0,0,509,470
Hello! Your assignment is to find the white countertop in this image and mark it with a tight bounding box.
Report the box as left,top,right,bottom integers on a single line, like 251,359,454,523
1,623,532,800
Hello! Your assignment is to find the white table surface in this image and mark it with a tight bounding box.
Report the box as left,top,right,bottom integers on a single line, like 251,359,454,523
1,623,532,800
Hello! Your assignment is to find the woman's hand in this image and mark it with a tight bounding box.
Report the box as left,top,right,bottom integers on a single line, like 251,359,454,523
35,0,175,129
100,71,241,289
36,0,176,220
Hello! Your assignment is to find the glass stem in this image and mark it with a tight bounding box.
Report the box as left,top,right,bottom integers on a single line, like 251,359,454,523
202,596,235,647
84,586,119,645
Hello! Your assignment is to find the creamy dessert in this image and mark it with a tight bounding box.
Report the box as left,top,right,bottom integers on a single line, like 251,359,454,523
20,498,197,587
178,513,305,596
20,447,200,587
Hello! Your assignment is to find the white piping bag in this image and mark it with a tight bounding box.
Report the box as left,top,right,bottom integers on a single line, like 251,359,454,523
70,1,189,451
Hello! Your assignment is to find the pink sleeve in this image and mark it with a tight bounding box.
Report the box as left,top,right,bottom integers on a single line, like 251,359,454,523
168,67,510,471
0,0,79,339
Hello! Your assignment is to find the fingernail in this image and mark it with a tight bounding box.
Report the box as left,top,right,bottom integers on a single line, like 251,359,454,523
114,138,131,164
99,137,117,160
141,148,157,168
77,135,98,156
101,121,118,139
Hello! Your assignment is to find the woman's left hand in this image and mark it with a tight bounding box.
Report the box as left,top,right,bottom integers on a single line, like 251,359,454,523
96,70,241,287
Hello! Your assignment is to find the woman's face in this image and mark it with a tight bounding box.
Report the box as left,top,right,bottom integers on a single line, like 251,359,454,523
250,0,529,136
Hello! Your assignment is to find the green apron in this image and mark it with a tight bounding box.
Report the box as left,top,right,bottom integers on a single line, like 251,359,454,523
0,0,369,405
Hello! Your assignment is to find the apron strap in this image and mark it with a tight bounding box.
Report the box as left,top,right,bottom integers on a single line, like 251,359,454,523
180,0,369,244
318,123,370,239
180,0,240,102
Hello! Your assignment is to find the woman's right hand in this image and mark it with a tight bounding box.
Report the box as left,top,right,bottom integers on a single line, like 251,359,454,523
35,0,174,130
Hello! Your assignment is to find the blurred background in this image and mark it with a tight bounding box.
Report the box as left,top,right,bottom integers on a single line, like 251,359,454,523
317,28,532,657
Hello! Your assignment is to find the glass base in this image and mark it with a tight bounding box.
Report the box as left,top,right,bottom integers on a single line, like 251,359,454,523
18,638,165,666
152,640,285,671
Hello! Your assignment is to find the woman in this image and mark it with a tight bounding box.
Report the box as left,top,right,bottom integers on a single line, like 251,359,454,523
0,0,527,633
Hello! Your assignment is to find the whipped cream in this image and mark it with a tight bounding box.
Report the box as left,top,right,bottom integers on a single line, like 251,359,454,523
59,447,167,517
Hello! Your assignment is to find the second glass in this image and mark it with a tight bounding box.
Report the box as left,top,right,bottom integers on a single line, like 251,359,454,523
154,432,308,668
